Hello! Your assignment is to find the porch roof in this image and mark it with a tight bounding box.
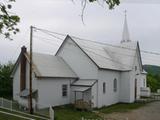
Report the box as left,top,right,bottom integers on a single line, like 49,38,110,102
72,86,90,92
71,79,97,87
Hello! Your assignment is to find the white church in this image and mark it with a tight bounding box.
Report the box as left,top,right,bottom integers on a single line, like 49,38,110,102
11,15,150,109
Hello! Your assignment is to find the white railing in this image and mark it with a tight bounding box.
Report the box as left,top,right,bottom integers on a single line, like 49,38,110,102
0,97,53,120
0,97,13,111
49,106,54,120
140,87,151,97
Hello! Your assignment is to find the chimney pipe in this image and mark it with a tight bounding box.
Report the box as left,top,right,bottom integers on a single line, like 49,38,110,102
20,46,27,91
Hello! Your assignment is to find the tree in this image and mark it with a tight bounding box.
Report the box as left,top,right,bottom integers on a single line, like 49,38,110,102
147,73,160,92
0,62,14,99
88,0,120,9
79,0,120,23
0,0,20,40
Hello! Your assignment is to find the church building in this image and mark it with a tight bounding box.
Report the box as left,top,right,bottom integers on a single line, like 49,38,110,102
11,14,150,109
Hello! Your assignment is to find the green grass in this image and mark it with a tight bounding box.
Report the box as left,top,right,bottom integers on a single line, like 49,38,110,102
54,105,101,120
0,112,25,120
98,102,146,114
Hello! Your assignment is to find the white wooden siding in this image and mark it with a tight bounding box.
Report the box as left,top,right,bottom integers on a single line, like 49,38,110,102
57,37,98,79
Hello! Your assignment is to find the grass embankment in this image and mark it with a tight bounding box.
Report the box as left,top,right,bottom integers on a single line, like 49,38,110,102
0,112,24,120
98,102,146,114
0,107,48,120
54,103,147,120
54,105,101,120
0,101,148,120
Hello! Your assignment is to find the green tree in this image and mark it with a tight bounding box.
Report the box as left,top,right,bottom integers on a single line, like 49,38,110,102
0,62,14,99
0,0,20,39
147,73,160,92
89,0,120,9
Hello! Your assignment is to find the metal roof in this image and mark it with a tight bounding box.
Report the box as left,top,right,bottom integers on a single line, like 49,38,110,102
71,79,95,92
71,79,97,87
70,36,138,71
72,86,90,92
141,70,147,74
26,52,78,78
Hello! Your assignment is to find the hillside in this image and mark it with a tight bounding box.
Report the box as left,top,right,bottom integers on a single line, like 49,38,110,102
143,65,160,92
143,65,160,76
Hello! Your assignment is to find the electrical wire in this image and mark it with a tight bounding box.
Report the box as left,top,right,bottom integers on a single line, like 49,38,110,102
33,26,160,56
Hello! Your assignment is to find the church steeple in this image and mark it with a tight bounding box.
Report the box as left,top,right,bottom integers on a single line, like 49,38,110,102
121,10,131,43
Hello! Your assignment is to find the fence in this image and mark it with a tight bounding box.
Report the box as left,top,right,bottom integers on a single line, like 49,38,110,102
0,97,54,119
151,93,160,101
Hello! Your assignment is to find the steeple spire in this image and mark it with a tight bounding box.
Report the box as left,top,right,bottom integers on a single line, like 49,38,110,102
121,10,131,43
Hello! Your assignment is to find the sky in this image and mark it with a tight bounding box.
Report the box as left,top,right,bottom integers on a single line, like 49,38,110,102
0,0,160,66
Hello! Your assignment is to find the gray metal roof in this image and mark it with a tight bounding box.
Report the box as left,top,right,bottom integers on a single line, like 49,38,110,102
71,79,96,92
26,52,77,78
70,36,138,71
71,79,97,87
141,70,147,74
72,86,90,92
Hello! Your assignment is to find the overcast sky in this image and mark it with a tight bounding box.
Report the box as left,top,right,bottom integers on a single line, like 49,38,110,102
0,0,160,66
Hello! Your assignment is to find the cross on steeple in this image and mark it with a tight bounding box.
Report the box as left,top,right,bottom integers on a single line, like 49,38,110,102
121,10,131,43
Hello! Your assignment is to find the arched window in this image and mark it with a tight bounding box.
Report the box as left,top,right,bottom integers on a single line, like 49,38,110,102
113,79,117,92
143,79,146,87
103,82,106,94
135,66,137,71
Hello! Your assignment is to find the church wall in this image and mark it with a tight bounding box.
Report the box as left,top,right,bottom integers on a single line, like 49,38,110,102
127,46,143,102
140,73,147,88
56,37,98,79
119,71,131,103
97,69,120,108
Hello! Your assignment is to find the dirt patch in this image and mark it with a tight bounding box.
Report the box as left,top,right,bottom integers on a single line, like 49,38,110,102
103,101,160,120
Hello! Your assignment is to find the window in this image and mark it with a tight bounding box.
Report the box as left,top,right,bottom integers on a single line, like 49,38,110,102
62,84,68,97
135,66,137,71
113,79,117,92
103,82,106,94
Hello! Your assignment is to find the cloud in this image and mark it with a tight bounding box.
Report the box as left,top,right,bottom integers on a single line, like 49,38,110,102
0,0,160,66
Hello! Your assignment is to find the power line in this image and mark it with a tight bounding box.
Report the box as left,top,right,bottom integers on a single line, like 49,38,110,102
34,27,67,37
83,48,133,68
71,36,160,56
33,34,160,62
33,26,160,56
36,37,133,68
33,35,63,45
33,34,160,67
34,36,61,46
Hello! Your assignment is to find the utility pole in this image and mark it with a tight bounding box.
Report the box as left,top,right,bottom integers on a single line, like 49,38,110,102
29,26,33,114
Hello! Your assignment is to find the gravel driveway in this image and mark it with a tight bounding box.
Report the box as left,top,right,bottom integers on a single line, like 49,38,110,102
103,101,160,120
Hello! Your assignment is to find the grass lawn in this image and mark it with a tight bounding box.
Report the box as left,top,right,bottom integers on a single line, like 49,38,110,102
98,102,146,114
54,105,101,120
